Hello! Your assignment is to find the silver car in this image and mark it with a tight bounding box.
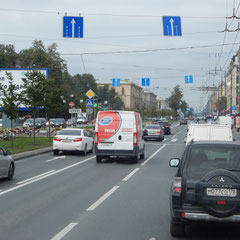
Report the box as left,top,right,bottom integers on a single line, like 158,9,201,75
0,148,15,180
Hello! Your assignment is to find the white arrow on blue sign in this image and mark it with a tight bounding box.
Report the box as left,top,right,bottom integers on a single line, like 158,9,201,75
162,16,182,37
142,78,150,86
185,75,193,84
112,79,120,87
86,99,93,107
63,16,84,38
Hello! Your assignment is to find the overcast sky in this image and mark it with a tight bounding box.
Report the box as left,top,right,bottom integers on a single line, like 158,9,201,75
0,0,239,110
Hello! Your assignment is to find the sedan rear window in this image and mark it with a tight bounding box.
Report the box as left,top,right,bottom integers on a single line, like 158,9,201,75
186,146,240,178
145,125,160,129
58,130,82,136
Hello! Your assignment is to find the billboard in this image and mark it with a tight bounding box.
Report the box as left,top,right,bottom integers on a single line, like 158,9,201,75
0,68,49,91
0,68,49,110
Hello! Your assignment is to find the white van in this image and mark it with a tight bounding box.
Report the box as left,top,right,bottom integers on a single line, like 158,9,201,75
185,124,233,144
217,116,232,126
94,110,145,163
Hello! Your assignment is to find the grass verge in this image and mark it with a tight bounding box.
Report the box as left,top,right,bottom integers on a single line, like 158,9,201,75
0,137,53,154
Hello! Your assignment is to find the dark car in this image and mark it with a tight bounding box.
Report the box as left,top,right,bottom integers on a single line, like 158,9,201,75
143,124,164,141
49,118,66,128
169,141,240,237
155,121,171,135
179,118,188,125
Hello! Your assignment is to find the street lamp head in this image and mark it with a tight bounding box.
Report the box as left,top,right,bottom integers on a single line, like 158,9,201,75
70,94,74,98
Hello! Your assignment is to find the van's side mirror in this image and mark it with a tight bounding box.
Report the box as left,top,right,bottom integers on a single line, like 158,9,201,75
169,158,180,167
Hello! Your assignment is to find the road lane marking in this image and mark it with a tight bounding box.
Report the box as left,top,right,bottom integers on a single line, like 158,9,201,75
46,156,66,162
0,156,95,196
122,168,140,181
16,170,56,185
171,139,177,142
141,144,166,166
51,222,78,240
87,186,119,211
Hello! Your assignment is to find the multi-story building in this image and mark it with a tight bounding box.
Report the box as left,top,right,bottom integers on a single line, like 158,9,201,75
142,88,157,109
97,81,144,110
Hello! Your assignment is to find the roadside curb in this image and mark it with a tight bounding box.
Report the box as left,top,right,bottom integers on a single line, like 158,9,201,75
12,147,53,161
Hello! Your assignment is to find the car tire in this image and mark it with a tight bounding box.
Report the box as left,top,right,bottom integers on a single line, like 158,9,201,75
140,150,145,160
83,145,87,156
7,163,15,180
170,218,185,237
96,156,102,163
132,155,139,163
53,150,59,155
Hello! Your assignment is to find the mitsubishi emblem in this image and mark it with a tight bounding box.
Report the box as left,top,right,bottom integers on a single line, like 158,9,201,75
219,177,225,182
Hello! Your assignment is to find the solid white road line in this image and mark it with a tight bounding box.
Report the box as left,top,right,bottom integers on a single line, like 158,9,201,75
16,170,56,185
87,186,119,211
0,156,95,197
46,156,66,162
171,139,177,142
51,222,78,240
141,144,166,166
122,168,140,182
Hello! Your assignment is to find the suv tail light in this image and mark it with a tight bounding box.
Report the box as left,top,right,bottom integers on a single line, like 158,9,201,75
157,130,161,134
133,132,137,146
172,177,182,193
95,132,98,145
73,138,82,142
53,137,61,142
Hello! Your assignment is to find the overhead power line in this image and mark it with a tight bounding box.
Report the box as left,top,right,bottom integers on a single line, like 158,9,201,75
60,41,240,56
0,8,225,19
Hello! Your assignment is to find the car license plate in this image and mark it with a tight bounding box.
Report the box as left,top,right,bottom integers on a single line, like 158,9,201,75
206,188,237,197
99,142,113,146
63,139,72,143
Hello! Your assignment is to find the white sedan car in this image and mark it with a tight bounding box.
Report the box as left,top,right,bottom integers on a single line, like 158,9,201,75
53,128,94,155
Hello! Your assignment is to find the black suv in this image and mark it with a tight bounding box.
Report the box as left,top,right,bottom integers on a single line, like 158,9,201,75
169,141,240,237
155,121,171,135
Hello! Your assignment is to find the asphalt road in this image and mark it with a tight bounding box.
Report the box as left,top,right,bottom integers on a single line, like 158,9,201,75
0,124,240,240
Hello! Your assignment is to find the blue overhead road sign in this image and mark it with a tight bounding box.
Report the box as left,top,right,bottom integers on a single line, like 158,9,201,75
142,78,150,86
86,99,93,107
112,79,120,87
63,16,84,38
185,75,193,83
162,16,182,36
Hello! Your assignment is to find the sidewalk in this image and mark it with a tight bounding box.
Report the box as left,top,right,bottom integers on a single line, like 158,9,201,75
12,147,53,161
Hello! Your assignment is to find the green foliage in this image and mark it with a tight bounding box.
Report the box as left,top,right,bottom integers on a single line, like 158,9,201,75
0,72,21,120
0,44,17,68
97,85,124,110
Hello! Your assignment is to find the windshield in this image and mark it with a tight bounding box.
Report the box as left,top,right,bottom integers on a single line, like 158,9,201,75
58,130,82,136
186,146,240,178
159,122,168,127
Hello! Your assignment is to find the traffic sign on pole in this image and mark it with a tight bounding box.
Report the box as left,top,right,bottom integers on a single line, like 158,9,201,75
86,99,94,107
63,16,84,38
162,16,182,37
69,108,82,114
185,75,193,84
112,79,120,86
69,101,75,107
86,89,95,99
142,78,150,86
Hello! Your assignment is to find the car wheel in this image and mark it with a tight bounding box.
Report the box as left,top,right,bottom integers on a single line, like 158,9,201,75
170,218,185,237
53,150,59,155
132,155,139,163
7,163,15,180
83,145,87,156
89,142,94,153
140,150,145,160
96,156,102,163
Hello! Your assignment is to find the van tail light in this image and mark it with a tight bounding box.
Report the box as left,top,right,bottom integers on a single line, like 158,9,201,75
53,137,61,142
73,138,82,142
157,131,161,134
133,132,137,146
95,132,98,145
172,177,182,193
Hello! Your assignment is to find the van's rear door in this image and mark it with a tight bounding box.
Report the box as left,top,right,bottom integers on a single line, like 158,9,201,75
97,111,122,150
114,112,134,150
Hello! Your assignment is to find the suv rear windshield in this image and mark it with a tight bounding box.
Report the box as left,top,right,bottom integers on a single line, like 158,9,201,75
186,146,240,178
159,122,168,127
145,125,160,129
58,130,82,136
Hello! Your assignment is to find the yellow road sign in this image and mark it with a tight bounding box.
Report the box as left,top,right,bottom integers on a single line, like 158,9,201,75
86,89,95,99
